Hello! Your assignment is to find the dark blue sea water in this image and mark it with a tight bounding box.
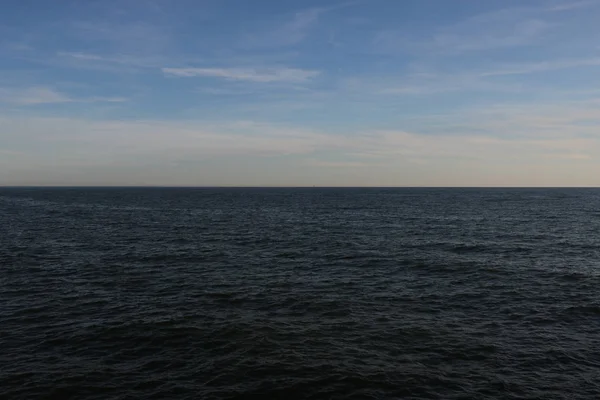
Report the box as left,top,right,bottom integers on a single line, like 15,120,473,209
1,187,600,399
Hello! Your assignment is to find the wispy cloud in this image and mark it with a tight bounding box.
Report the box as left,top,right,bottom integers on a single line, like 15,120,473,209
0,87,126,105
57,51,164,68
304,159,374,168
162,67,320,83
2,103,599,185
369,55,600,96
242,8,323,48
479,57,600,76
399,97,600,141
432,19,551,53
0,87,72,105
376,76,521,95
3,98,598,163
195,87,254,96
241,2,360,48
548,0,599,12
0,149,26,157
0,42,34,52
72,20,171,54
374,6,553,55
24,19,176,74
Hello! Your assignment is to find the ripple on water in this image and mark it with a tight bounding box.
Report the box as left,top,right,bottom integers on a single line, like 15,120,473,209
1,188,600,399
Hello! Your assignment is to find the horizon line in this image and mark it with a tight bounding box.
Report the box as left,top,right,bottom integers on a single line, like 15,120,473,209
1,185,599,189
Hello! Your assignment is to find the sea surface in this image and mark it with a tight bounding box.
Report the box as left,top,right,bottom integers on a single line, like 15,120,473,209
1,187,600,399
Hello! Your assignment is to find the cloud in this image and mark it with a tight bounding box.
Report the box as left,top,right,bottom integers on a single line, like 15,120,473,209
242,8,323,48
26,19,175,73
1,42,34,52
0,87,72,105
57,51,163,67
432,18,551,53
0,149,25,157
72,20,170,54
162,67,320,83
369,56,600,97
1,105,599,186
241,2,359,48
86,96,128,103
5,48,168,75
2,99,599,163
374,6,552,55
59,52,106,61
356,67,523,96
304,159,375,168
195,87,254,96
548,1,599,11
479,57,600,77
400,97,600,143
376,76,519,95
0,86,127,105
0,117,346,162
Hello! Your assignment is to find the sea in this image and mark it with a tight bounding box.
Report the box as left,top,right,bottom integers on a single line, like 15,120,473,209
1,187,599,399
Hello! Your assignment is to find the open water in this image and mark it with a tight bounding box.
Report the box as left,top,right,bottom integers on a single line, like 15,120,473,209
1,187,600,399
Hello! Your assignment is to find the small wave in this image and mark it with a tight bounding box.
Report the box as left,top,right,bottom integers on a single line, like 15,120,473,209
2,188,600,399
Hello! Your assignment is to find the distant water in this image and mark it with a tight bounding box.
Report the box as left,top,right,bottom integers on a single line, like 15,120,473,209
1,187,600,399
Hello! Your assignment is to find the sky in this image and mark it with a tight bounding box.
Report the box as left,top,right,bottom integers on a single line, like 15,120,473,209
1,0,599,186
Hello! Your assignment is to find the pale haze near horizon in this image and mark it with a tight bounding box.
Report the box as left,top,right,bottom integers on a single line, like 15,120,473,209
1,0,599,187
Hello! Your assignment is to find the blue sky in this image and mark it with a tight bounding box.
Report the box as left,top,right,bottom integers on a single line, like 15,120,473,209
1,0,599,186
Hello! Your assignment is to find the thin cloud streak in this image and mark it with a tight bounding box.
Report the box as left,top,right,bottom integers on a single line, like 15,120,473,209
371,1,596,57
548,0,599,11
57,51,165,68
162,67,320,83
479,58,600,76
2,109,598,161
241,2,361,48
371,57,600,96
0,87,72,105
1,110,598,186
0,87,127,105
241,8,324,48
